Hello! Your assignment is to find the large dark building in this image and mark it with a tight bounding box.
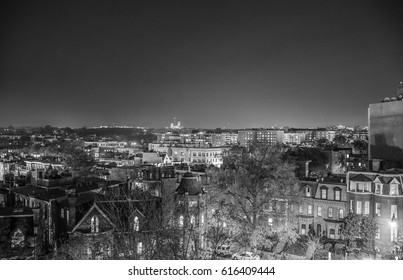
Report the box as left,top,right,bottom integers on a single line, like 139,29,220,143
368,82,403,170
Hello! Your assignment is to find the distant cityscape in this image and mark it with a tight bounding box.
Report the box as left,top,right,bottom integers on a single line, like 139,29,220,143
0,82,403,260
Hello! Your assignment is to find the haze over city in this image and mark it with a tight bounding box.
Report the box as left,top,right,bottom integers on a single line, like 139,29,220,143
1,0,403,128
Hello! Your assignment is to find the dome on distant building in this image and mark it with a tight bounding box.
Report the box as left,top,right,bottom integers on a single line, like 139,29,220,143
391,97,397,101
383,97,391,102
398,94,403,100
176,172,204,195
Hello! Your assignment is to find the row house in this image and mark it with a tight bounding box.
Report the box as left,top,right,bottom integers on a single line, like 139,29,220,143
347,170,403,253
298,176,347,240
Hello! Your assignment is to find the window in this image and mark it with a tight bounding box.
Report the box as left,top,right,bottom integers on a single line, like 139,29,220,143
390,184,398,195
306,187,311,197
321,188,328,199
375,184,382,194
268,218,273,226
329,229,335,239
137,242,143,255
328,208,333,218
179,215,184,227
364,201,370,215
190,215,195,225
391,227,398,242
308,205,313,215
356,201,362,215
60,209,64,218
375,203,380,216
201,214,204,225
363,183,370,192
91,216,99,233
391,205,397,219
336,209,342,219
357,182,363,192
298,205,303,214
376,227,380,239
350,200,354,212
301,224,306,234
66,210,70,225
134,216,139,231
317,206,322,217
334,189,341,201
350,182,356,191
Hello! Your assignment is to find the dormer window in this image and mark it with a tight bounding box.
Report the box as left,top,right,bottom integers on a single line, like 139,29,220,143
320,186,328,199
334,188,341,201
375,184,382,194
306,187,311,197
134,216,139,231
91,216,99,233
390,184,398,195
350,182,356,191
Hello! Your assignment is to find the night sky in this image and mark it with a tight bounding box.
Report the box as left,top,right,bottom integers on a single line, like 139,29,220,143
1,0,402,129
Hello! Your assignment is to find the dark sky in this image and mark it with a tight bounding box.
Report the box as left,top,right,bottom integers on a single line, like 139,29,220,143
1,0,402,129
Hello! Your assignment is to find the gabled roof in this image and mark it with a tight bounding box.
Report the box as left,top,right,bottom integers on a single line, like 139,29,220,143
71,203,117,233
373,175,402,185
349,174,373,182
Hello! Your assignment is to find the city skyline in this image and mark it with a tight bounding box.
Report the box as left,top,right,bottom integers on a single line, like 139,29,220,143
1,1,403,128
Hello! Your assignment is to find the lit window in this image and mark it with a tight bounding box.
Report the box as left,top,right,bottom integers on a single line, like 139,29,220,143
364,201,370,215
390,184,398,195
134,216,139,231
306,187,311,197
334,189,341,201
328,208,333,218
298,205,303,214
308,205,313,215
356,201,362,215
268,218,273,226
91,216,99,233
137,242,143,255
190,215,195,225
339,209,344,219
321,188,327,199
349,181,356,191
317,206,322,216
375,203,380,216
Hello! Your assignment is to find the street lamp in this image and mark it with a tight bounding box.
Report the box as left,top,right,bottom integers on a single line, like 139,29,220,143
390,214,398,260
